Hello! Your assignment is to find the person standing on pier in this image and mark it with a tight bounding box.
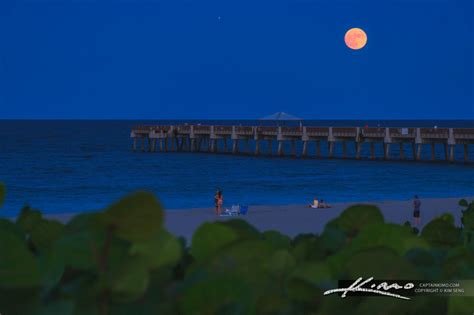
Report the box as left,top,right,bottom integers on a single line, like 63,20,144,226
413,195,421,226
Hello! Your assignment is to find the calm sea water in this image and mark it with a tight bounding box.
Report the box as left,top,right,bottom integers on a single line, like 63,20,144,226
1,120,473,217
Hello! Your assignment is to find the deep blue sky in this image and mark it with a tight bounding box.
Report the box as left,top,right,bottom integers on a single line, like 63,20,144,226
0,0,472,119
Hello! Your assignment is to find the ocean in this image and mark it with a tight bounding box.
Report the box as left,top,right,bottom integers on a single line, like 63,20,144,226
1,120,473,217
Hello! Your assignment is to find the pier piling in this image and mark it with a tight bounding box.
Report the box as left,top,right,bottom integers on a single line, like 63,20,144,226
278,141,284,156
316,140,321,157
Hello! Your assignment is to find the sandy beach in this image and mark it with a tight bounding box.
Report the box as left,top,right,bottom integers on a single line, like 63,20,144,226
42,196,472,241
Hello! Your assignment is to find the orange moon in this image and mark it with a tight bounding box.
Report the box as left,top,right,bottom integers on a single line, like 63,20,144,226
344,28,367,50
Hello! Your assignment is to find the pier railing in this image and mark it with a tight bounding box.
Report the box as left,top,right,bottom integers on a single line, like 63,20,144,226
306,127,329,137
454,128,474,139
130,124,474,163
420,128,449,139
390,128,416,138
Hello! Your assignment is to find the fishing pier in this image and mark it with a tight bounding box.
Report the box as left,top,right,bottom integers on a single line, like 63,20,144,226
130,125,474,162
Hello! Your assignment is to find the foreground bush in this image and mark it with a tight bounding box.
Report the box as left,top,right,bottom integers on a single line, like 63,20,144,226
0,186,473,314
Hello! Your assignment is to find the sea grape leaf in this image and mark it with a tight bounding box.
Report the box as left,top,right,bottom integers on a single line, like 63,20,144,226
442,249,474,278
353,296,445,315
107,258,150,303
262,230,291,250
179,275,254,315
0,230,41,288
336,204,384,236
349,223,429,256
353,297,413,315
73,308,99,315
256,293,291,315
291,261,335,289
319,226,346,254
447,296,474,315
130,229,182,270
344,247,420,280
54,229,105,270
54,212,126,271
286,277,322,306
0,182,5,208
190,222,238,262
218,219,261,240
109,268,179,315
64,212,106,234
32,299,75,315
439,213,455,225
38,249,65,296
30,219,64,251
421,217,461,248
199,239,276,293
290,234,321,262
405,248,436,266
0,288,40,315
322,222,428,279
0,218,25,241
461,207,474,230
264,249,296,275
60,273,103,307
316,292,360,315
16,206,43,233
101,191,164,242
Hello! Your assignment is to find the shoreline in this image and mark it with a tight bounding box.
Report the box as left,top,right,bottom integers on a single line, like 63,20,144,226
37,196,472,241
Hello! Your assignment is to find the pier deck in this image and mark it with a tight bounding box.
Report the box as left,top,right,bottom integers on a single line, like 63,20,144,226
130,125,474,162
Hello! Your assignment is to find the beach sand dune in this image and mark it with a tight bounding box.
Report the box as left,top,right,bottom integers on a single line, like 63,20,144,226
46,197,471,241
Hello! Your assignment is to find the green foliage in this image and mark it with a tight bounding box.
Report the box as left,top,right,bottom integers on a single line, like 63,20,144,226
218,219,261,240
344,247,420,279
290,233,323,262
30,219,64,251
460,199,474,230
17,206,43,233
130,229,182,269
349,223,429,255
107,258,150,303
421,215,461,248
190,222,238,262
101,191,163,241
336,204,384,236
262,230,291,250
179,275,254,315
1,189,473,314
31,299,75,315
0,229,40,289
0,217,25,240
447,296,474,315
459,199,469,207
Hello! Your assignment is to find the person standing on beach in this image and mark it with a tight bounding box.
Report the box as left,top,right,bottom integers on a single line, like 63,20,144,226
413,195,421,226
217,191,223,215
214,189,220,215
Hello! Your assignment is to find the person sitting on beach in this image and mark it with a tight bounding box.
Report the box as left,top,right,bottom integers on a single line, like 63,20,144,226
309,197,319,208
319,199,331,208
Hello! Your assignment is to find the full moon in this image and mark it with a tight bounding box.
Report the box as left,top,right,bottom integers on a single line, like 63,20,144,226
345,28,367,50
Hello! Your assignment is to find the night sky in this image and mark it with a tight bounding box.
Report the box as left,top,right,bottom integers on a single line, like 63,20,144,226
0,0,472,119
